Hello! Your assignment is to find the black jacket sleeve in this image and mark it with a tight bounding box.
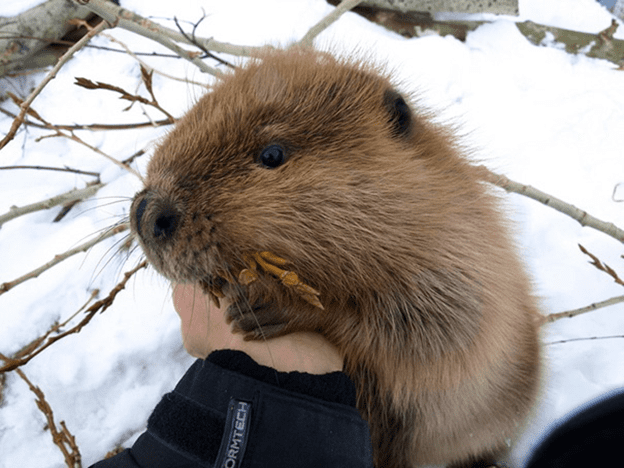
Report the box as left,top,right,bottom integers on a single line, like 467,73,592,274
89,350,374,468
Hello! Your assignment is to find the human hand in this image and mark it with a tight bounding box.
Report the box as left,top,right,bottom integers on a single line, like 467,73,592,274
172,283,343,375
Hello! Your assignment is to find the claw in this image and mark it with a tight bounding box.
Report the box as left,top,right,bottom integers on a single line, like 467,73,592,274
200,279,224,309
240,251,324,309
208,291,221,309
238,268,258,285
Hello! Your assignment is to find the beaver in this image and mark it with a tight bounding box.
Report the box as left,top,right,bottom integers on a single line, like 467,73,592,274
130,48,541,468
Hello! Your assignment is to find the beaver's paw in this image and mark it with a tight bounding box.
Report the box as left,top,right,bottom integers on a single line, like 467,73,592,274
225,299,290,341
239,251,324,310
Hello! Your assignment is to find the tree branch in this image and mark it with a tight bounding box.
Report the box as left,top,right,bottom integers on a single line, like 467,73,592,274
0,0,95,77
0,20,109,152
338,3,624,67
43,129,142,179
0,259,146,374
11,368,82,467
546,334,624,345
545,294,624,323
0,105,174,131
300,0,365,47
101,31,211,88
578,244,624,286
479,166,624,245
0,182,104,228
0,223,128,296
73,0,267,58
0,165,99,177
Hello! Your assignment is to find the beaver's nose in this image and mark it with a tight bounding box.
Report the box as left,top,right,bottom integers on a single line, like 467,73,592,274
132,195,181,242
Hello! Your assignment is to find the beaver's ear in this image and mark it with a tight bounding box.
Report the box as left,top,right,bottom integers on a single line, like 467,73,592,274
383,89,412,139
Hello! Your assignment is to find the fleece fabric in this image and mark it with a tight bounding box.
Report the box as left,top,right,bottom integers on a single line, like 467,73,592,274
89,349,374,468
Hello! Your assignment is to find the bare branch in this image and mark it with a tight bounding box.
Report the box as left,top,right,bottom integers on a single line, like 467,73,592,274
0,165,99,177
0,182,103,228
48,130,142,179
72,0,223,76
3,92,143,178
0,0,94,77
0,223,128,296
544,294,624,323
100,31,211,88
0,20,109,152
547,334,624,345
578,244,624,287
479,166,624,245
12,289,98,362
172,16,235,69
0,259,146,373
300,0,365,47
74,70,176,122
72,0,267,59
0,105,173,131
11,368,82,467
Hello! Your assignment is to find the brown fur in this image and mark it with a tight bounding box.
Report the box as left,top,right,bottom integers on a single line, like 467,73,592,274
130,48,541,467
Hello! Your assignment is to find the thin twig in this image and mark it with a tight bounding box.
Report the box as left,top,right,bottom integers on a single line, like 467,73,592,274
46,130,142,179
101,32,211,88
0,182,104,228
72,0,223,76
547,334,624,345
0,106,174,131
74,72,176,122
122,148,147,165
544,294,624,323
479,166,624,245
0,32,196,58
73,0,266,58
12,368,82,467
12,289,99,362
0,223,128,296
0,259,146,373
0,20,109,152
578,244,624,287
173,16,235,69
299,0,365,47
0,165,99,177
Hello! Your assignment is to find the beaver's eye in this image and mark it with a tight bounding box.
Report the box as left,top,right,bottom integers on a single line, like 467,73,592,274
258,144,287,169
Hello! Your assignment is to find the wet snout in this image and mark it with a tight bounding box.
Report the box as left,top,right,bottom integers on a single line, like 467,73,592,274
129,189,220,283
132,193,182,243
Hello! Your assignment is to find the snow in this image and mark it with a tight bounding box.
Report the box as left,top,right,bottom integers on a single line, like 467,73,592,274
1,0,623,467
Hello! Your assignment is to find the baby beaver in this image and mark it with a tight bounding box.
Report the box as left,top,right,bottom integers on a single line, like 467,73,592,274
131,48,541,468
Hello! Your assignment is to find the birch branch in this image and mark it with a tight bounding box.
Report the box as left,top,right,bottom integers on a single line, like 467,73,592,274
0,20,109,152
0,182,103,228
479,166,624,245
72,0,265,69
300,0,365,47
0,0,94,77
0,223,128,296
545,294,624,323
101,32,210,88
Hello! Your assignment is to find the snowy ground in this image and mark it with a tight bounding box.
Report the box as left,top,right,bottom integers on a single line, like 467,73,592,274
1,0,623,466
